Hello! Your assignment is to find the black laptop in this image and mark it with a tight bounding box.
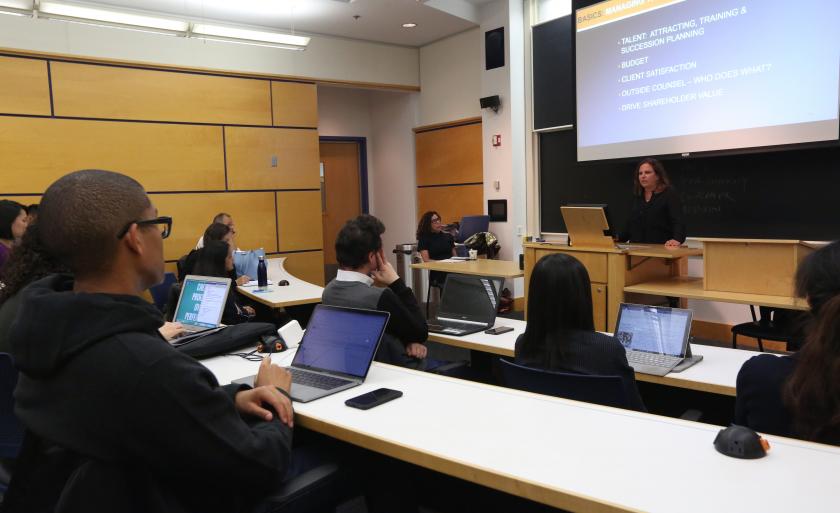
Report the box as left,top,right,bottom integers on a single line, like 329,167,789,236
428,274,502,337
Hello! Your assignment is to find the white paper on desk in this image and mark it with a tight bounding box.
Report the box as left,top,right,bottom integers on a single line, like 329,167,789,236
438,258,468,263
242,280,274,287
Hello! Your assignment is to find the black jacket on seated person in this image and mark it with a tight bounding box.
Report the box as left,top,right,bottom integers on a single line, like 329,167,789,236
514,330,645,411
3,274,292,513
734,353,797,439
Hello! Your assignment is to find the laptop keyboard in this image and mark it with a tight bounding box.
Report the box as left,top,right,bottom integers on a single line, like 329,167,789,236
430,321,479,332
289,368,352,390
626,351,682,368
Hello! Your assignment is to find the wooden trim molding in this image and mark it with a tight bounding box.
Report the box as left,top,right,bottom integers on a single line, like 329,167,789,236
0,47,420,92
413,116,482,133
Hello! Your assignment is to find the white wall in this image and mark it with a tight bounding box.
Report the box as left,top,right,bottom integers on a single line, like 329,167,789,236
369,91,420,267
418,28,482,126
0,14,419,87
317,86,419,268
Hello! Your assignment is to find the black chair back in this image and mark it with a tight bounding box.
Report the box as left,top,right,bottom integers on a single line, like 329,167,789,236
498,358,630,409
0,352,24,459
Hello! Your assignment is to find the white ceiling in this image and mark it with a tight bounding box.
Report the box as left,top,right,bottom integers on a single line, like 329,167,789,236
50,0,496,47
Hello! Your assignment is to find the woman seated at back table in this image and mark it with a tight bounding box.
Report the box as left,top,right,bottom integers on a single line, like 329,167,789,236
515,252,645,411
735,241,840,445
416,210,456,288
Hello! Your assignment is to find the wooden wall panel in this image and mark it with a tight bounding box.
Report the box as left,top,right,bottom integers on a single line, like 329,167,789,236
225,127,320,190
272,82,318,128
416,185,483,227
0,56,51,116
282,251,325,286
0,117,225,193
151,192,278,261
415,123,483,186
276,191,323,251
50,62,272,126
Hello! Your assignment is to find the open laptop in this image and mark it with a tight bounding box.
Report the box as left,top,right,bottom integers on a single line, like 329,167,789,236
614,303,702,376
428,275,502,337
170,275,231,344
235,305,389,403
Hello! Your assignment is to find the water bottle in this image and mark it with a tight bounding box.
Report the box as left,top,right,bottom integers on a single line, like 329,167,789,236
257,255,268,291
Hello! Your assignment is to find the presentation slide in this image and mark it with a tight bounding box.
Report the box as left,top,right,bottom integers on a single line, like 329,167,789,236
176,280,228,328
576,0,840,161
616,305,690,356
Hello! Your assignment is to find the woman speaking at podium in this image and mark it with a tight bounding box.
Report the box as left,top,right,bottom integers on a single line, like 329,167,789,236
616,158,685,248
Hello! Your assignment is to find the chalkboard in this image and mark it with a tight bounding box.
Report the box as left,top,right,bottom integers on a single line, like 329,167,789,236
534,2,840,240
533,16,574,130
539,130,840,239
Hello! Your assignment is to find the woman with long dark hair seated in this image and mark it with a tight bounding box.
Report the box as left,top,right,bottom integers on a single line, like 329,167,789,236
735,241,840,444
516,253,645,411
191,240,255,325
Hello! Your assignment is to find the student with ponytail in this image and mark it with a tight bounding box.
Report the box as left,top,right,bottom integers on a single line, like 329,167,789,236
735,241,840,444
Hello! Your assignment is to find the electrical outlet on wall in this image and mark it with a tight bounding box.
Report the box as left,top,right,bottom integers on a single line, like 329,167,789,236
271,155,278,167
516,225,523,236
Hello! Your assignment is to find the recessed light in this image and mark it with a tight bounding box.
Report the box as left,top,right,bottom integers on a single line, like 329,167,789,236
402,22,417,28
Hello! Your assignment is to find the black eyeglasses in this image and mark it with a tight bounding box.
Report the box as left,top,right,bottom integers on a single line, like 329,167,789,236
117,216,172,240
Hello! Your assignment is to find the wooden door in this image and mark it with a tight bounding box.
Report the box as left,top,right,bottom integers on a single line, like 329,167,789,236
320,141,362,266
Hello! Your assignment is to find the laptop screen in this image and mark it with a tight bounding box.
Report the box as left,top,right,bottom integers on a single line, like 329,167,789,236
438,275,501,323
614,304,692,357
292,306,389,378
174,276,231,329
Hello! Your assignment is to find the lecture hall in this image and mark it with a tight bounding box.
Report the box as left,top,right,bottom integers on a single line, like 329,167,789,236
1,0,839,512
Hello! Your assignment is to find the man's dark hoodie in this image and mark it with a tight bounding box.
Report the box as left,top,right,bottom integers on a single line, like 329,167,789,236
2,274,292,513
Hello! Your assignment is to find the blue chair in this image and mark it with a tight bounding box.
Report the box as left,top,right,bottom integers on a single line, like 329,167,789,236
456,215,490,244
149,272,177,313
0,352,24,493
497,358,632,410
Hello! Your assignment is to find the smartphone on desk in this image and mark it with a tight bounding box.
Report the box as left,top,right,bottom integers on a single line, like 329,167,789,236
485,326,514,335
345,388,403,410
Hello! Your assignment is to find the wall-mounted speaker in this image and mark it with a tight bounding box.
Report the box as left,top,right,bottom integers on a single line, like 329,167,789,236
485,27,505,70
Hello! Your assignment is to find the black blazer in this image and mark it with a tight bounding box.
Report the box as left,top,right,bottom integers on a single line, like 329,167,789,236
735,353,797,438
515,330,646,411
618,187,686,244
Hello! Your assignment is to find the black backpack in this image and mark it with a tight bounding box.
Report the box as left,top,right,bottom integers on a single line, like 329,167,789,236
174,322,276,359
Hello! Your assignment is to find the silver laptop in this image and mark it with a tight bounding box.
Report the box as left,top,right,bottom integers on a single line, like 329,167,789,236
428,275,502,336
235,305,389,403
614,303,701,376
170,275,231,344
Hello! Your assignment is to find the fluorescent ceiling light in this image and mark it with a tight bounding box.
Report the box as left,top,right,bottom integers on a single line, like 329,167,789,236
192,23,309,47
402,23,417,28
39,1,188,32
0,0,32,9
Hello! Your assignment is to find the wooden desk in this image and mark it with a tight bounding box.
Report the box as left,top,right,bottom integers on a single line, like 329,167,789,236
621,239,812,311
411,259,523,279
237,257,323,308
523,243,700,331
623,276,809,311
429,317,762,397
203,353,840,513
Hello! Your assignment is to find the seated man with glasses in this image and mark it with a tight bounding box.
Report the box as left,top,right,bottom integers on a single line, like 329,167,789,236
3,170,320,512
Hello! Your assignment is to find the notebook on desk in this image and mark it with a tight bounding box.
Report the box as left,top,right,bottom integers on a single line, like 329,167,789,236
614,303,702,376
234,305,389,403
428,275,502,337
170,275,231,345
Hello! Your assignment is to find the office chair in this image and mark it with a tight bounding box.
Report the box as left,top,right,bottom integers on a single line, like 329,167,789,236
731,306,800,352
456,215,490,244
0,353,24,493
149,272,177,313
497,358,631,410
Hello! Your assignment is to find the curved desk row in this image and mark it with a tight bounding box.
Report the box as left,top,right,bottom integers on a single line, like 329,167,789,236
202,350,840,513
236,257,323,308
428,317,764,397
